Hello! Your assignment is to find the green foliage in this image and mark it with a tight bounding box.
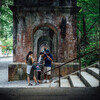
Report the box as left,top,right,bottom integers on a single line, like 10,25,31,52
77,0,99,67
0,0,13,38
0,0,13,52
1,37,13,53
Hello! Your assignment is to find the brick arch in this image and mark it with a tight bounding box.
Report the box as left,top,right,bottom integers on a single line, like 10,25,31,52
32,23,58,61
32,23,58,37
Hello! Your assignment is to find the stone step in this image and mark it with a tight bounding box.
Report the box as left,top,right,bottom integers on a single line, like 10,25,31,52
60,79,71,87
69,75,86,87
50,82,59,87
86,68,99,80
0,88,100,100
80,71,99,87
96,64,100,69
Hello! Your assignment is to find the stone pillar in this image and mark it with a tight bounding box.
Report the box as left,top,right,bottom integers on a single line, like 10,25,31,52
58,14,77,63
66,15,77,61
13,13,33,62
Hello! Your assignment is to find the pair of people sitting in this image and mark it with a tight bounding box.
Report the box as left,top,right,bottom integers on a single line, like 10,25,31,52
25,50,53,86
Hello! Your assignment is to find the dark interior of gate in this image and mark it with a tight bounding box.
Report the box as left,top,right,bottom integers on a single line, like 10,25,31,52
33,26,57,61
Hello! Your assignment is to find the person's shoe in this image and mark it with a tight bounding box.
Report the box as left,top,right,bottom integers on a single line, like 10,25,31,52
47,80,50,83
28,83,33,86
35,82,39,85
37,80,42,84
42,80,47,83
49,79,53,83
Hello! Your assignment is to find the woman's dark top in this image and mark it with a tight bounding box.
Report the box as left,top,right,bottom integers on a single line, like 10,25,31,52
27,56,32,65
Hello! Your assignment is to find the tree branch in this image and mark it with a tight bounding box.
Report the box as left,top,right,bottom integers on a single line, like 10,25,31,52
77,26,83,35
87,20,97,32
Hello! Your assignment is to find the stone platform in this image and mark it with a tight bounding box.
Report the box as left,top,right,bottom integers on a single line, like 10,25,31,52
0,80,52,88
8,63,79,81
52,63,79,77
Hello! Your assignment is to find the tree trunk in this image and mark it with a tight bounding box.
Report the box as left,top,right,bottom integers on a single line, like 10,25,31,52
83,16,88,45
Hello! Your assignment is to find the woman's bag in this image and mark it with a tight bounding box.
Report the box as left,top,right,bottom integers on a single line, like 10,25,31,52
36,64,41,71
32,62,37,70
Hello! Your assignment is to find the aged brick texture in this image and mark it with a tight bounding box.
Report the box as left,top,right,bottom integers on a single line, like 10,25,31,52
10,0,80,63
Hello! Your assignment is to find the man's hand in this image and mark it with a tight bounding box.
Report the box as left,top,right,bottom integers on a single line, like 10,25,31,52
47,55,53,62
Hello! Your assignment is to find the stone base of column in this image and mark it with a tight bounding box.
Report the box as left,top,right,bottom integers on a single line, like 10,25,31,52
52,63,79,77
8,62,79,81
8,63,27,81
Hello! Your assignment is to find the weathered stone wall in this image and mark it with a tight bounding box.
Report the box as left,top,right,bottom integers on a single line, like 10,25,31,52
52,63,79,77
12,7,77,63
8,63,27,81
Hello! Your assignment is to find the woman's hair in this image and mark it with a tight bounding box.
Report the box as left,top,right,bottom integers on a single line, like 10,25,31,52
26,51,33,61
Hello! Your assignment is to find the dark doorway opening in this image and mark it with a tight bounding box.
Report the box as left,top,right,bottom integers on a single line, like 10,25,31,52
33,25,58,62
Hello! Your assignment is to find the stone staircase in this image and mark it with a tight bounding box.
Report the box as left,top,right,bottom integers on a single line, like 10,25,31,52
0,62,100,100
51,63,100,87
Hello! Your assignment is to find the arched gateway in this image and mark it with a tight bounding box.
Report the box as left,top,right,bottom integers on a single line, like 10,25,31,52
32,23,58,61
9,0,80,63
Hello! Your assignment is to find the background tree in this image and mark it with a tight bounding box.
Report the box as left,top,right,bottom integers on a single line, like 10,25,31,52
77,0,99,66
0,0,13,54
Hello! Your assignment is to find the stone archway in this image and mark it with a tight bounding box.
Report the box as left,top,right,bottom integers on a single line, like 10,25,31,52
32,23,58,61
32,23,58,36
37,36,52,59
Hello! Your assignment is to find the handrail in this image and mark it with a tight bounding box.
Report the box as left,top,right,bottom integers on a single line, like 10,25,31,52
44,48,99,74
42,48,99,87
